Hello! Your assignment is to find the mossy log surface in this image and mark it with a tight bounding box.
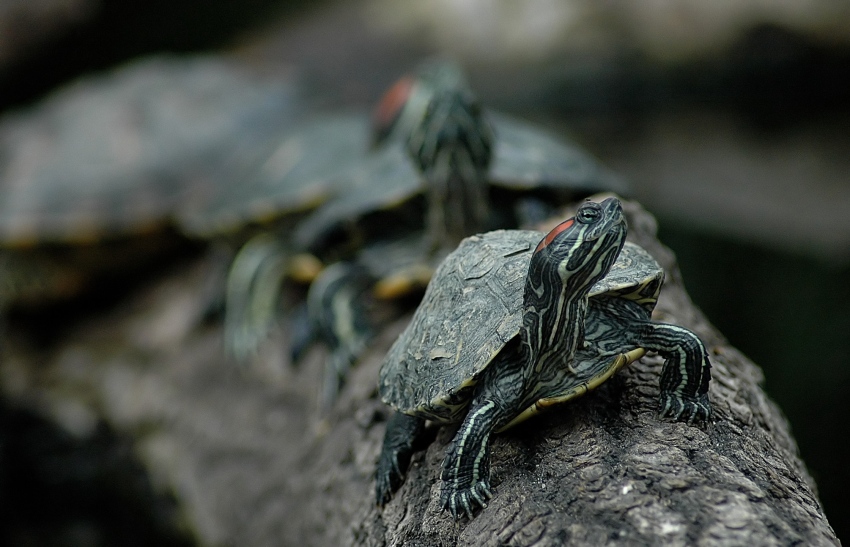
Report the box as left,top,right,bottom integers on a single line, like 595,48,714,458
0,201,838,546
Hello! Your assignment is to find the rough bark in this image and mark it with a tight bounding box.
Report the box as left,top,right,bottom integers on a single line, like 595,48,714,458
0,201,839,546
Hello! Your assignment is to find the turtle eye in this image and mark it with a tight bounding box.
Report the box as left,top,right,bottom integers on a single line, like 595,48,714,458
576,203,601,224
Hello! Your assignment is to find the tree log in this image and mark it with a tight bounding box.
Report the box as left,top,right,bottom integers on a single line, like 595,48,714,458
0,200,839,546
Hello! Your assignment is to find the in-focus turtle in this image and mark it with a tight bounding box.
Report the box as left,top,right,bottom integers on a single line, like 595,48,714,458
375,198,712,519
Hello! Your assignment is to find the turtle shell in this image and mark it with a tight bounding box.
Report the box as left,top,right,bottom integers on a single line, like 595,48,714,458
0,55,297,247
291,111,627,252
378,229,663,420
176,112,371,238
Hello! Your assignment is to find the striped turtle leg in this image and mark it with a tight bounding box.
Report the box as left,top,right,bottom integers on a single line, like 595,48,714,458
440,342,530,519
439,399,498,519
375,412,427,506
288,302,315,365
224,234,291,362
635,321,712,424
584,297,711,424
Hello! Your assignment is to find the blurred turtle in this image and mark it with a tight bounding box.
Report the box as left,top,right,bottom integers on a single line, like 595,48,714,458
4,49,430,342
175,111,373,243
280,84,495,405
180,109,377,327
222,68,492,364
0,55,301,317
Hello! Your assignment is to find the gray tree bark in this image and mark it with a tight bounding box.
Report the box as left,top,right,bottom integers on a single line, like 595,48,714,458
0,200,839,546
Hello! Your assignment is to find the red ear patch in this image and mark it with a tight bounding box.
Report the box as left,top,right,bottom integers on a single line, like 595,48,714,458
535,218,574,253
372,76,415,135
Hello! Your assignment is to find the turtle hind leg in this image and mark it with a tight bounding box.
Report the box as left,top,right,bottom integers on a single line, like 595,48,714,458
639,322,712,424
375,412,427,506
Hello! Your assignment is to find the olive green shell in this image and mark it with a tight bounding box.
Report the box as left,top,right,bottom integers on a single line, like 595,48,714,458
177,113,371,238
378,229,663,416
0,56,298,246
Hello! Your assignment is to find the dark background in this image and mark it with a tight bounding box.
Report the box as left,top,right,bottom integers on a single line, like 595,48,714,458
1,0,848,543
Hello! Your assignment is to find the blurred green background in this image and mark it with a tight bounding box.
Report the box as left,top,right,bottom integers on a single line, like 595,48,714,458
1,0,848,543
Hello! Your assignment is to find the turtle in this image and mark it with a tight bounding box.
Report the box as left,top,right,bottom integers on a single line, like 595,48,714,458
175,111,373,241
289,233,439,409
0,55,303,316
275,83,495,408
220,63,493,361
183,109,383,357
0,55,303,247
374,197,712,519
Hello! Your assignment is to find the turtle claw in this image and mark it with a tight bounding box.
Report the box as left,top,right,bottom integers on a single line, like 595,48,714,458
659,392,712,424
440,480,492,520
375,413,426,506
375,452,403,506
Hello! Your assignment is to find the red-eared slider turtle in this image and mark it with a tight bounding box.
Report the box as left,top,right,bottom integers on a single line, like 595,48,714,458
284,66,633,408
375,198,712,519
0,55,298,310
0,55,298,247
221,63,491,360
247,79,497,401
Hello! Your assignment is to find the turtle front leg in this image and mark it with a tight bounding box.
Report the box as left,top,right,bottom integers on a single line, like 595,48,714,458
440,399,499,519
440,353,528,519
375,412,426,506
637,322,712,423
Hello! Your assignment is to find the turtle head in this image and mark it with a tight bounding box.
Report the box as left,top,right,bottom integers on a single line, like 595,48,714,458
522,198,626,366
531,198,626,290
371,59,469,148
374,61,493,247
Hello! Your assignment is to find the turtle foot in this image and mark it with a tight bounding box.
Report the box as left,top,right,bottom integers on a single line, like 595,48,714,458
659,392,712,424
375,450,405,506
375,413,426,506
439,480,492,520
